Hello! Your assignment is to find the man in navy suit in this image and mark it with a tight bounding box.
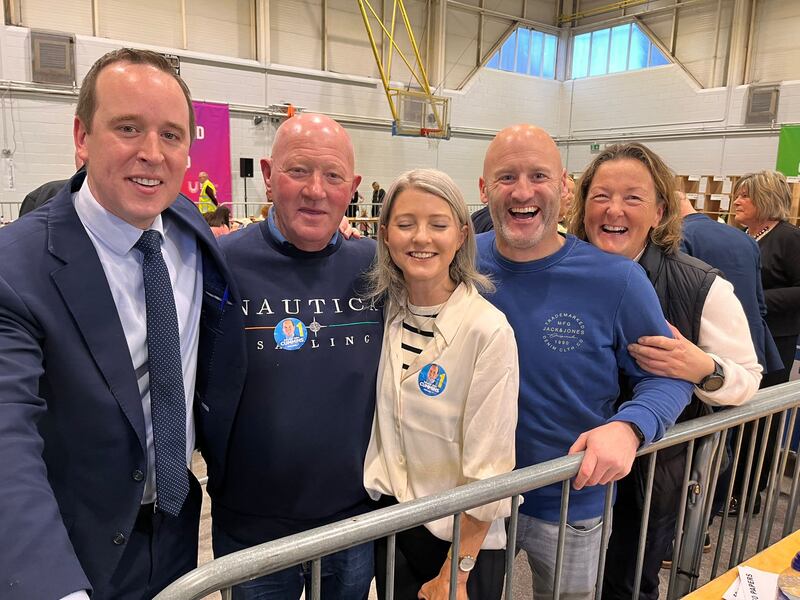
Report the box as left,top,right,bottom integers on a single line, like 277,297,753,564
0,49,244,599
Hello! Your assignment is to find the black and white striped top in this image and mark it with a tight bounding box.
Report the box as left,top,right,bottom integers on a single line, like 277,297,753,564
400,302,443,370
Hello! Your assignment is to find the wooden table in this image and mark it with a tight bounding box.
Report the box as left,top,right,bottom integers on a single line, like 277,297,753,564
684,529,800,598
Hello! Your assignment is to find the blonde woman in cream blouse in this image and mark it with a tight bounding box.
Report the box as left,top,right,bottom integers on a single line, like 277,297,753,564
363,168,519,600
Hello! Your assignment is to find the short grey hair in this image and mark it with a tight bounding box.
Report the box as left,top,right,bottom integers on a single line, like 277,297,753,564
365,168,493,308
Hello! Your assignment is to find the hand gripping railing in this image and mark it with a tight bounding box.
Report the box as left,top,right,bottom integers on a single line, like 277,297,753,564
156,380,800,600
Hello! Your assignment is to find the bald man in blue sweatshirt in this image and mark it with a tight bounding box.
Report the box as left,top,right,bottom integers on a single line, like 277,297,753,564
476,124,692,600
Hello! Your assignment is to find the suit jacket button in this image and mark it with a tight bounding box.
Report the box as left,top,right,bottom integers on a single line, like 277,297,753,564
113,532,126,545
132,469,145,482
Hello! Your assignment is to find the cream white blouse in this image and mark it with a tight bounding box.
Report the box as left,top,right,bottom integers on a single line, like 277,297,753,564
363,283,519,549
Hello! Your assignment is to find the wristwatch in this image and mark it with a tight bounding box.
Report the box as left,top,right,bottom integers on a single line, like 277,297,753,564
698,360,725,392
447,546,477,572
628,422,645,446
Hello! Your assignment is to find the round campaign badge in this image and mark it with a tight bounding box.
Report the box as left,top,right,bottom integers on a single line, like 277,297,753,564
418,363,447,396
274,318,308,351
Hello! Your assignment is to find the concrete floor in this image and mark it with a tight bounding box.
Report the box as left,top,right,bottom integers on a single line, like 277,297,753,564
193,456,800,600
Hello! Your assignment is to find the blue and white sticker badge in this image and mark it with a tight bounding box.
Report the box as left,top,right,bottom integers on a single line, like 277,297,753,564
418,363,447,396
274,317,308,351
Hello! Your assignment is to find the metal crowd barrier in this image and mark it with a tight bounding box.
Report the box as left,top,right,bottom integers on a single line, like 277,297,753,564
158,380,800,600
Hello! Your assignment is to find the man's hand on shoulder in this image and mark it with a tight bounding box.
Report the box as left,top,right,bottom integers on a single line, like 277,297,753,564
568,421,641,490
339,215,363,240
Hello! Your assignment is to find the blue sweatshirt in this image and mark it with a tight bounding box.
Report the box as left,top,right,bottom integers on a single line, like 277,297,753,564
477,233,693,521
213,221,382,543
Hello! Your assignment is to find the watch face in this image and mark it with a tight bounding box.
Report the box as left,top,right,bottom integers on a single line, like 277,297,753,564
459,556,476,572
703,375,724,392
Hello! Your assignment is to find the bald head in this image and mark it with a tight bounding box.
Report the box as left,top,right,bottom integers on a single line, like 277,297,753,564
483,124,563,180
261,113,361,251
271,113,355,172
198,171,208,183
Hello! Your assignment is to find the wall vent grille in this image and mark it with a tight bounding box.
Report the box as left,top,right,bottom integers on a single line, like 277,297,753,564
30,30,75,86
746,85,780,125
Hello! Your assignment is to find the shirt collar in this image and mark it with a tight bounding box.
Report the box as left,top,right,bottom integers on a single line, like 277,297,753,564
73,176,166,255
430,283,471,345
267,206,340,248
389,282,471,346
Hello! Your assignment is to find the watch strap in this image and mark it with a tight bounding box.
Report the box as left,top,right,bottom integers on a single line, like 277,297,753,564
446,546,476,572
629,422,645,446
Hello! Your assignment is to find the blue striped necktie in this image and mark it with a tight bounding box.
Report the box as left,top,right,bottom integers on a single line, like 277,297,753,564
134,229,189,517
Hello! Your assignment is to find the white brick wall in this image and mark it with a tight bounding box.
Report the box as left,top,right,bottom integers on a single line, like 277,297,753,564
1,27,30,82
4,26,800,208
559,66,800,177
452,67,562,133
228,113,272,206
183,62,266,107
0,96,77,206
266,71,390,119
565,66,727,134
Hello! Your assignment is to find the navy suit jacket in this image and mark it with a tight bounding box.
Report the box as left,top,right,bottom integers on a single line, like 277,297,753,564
0,171,245,599
681,212,783,373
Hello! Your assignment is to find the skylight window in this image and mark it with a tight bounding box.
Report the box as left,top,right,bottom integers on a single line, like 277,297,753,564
571,23,669,79
486,28,558,80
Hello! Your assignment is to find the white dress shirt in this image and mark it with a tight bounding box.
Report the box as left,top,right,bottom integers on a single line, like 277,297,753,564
364,283,519,549
73,179,202,504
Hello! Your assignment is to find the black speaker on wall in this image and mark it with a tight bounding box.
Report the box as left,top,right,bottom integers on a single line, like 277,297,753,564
240,157,254,178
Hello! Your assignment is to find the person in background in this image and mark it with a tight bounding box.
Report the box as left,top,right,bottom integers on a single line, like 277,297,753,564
470,203,494,234
249,203,270,224
733,170,800,387
364,168,518,600
372,181,386,217
357,207,371,236
557,175,575,233
721,170,800,516
198,171,218,213
204,205,232,238
371,181,386,237
19,153,85,217
679,190,781,377
568,142,761,600
348,188,362,218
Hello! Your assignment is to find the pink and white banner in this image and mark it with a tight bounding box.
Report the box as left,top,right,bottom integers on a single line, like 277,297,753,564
181,101,232,206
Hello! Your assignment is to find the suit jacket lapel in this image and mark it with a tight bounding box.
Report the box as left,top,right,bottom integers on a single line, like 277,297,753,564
46,174,146,452
166,195,236,295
